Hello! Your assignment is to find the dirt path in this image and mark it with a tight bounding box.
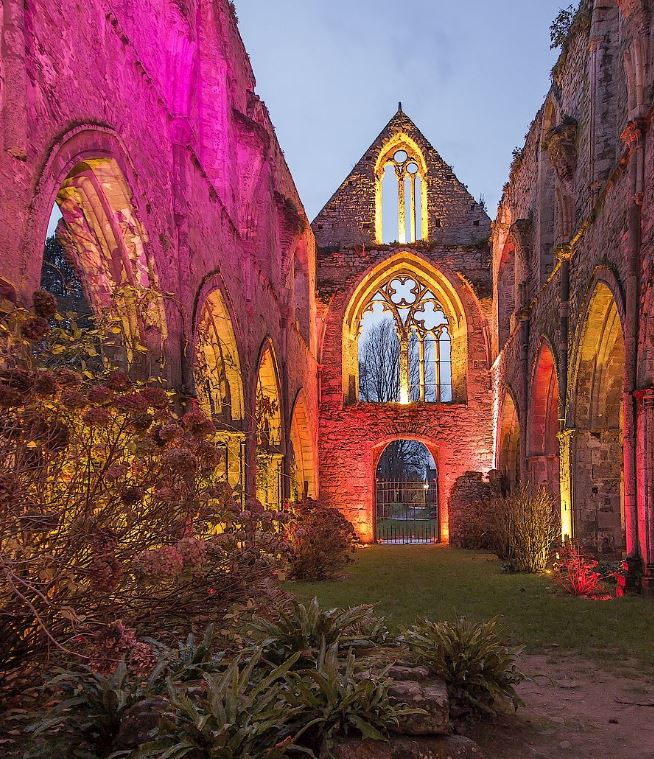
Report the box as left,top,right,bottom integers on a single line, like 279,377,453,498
465,652,654,758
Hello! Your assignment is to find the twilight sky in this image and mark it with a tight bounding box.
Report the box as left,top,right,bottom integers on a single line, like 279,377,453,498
234,0,564,221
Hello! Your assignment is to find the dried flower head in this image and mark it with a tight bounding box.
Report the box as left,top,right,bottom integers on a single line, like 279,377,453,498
21,316,49,342
32,290,58,319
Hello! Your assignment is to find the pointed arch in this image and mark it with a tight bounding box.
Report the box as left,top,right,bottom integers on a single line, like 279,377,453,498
33,128,167,372
497,388,521,491
194,288,244,424
374,133,428,244
528,341,561,514
255,339,284,510
571,281,625,556
343,252,468,404
289,389,317,501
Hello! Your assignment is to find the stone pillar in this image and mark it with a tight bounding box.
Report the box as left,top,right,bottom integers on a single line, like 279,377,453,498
635,388,654,594
621,118,646,577
517,304,531,486
558,429,575,542
2,0,27,157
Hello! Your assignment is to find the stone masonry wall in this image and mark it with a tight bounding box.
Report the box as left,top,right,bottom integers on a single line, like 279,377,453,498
491,0,654,586
0,0,319,501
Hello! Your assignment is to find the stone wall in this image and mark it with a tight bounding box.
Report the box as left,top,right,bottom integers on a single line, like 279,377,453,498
0,0,319,502
314,111,494,542
491,0,654,589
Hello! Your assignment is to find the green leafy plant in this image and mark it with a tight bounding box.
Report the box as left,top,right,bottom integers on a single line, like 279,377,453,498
287,644,415,756
244,597,389,667
137,650,307,759
24,659,163,757
402,618,524,716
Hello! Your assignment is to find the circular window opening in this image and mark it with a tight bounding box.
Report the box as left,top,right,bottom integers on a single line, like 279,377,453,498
407,162,419,174
393,150,408,163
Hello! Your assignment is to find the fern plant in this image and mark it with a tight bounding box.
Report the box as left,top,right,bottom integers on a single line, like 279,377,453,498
287,643,418,757
245,597,389,667
402,618,524,716
24,659,163,757
136,650,308,759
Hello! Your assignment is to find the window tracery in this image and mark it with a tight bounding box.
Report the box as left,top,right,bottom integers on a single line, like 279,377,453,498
358,274,452,403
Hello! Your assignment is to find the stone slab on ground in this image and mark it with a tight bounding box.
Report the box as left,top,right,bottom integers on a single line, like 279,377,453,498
390,678,450,735
330,735,484,758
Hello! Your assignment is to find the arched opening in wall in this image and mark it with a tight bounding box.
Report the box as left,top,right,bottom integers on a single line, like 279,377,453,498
573,283,625,557
353,264,461,405
497,391,520,491
194,289,246,502
375,440,438,544
527,343,560,522
289,391,316,502
375,137,428,244
497,240,516,350
255,342,284,510
37,158,166,374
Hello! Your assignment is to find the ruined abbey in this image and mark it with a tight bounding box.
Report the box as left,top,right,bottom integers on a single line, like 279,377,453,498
2,0,654,591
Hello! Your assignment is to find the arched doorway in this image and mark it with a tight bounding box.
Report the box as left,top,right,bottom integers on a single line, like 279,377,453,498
528,343,560,519
375,440,438,544
498,390,520,491
572,283,625,556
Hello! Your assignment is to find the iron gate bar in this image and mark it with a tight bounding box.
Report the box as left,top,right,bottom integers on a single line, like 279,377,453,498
375,478,439,544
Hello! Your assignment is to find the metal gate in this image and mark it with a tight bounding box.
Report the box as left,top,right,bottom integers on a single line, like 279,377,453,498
375,478,439,544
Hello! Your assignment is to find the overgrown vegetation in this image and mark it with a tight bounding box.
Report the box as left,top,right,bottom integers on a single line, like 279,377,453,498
487,486,558,573
550,2,593,81
242,597,389,666
287,498,359,580
8,601,414,758
402,617,524,717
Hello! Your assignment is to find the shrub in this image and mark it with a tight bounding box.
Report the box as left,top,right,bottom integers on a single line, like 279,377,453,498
487,486,558,573
553,544,611,598
0,296,291,674
287,498,358,581
244,596,389,667
402,618,524,717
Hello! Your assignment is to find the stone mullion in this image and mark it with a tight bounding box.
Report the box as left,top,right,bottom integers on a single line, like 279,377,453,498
434,335,441,403
399,331,409,403
396,166,407,244
418,334,425,402
409,174,417,243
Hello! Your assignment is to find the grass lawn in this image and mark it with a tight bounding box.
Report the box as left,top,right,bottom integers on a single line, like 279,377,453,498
286,545,654,667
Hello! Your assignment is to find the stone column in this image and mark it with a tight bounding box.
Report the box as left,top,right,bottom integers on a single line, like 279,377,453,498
635,388,654,594
621,118,646,577
2,0,27,157
558,429,575,542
